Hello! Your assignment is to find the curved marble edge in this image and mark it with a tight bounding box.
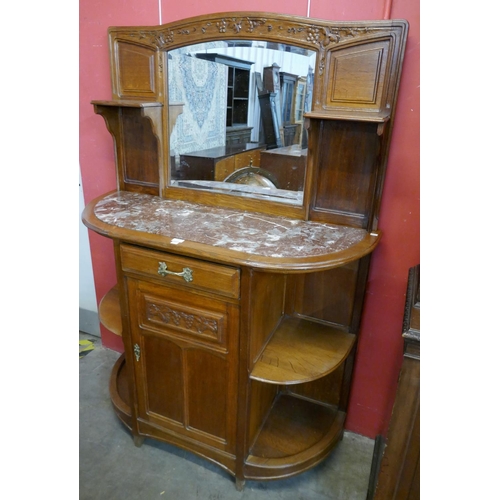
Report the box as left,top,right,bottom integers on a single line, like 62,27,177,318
82,191,381,272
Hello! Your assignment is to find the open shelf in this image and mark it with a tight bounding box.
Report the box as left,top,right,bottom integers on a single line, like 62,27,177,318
245,393,345,479
304,109,390,123
98,285,122,336
250,316,355,385
91,99,162,108
109,354,132,430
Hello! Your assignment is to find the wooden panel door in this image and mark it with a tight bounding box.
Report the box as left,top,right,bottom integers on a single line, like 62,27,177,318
126,278,239,454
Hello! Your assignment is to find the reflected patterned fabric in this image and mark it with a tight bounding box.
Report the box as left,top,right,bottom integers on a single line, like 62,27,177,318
168,55,227,155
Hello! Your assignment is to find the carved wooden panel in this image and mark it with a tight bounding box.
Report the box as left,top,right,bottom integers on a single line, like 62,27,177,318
144,295,224,345
115,41,157,98
138,285,229,350
323,39,391,112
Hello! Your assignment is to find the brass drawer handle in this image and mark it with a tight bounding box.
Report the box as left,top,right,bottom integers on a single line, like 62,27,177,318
158,262,193,282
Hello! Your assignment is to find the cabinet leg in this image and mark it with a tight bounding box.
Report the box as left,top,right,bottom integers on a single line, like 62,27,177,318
235,477,245,491
133,435,145,447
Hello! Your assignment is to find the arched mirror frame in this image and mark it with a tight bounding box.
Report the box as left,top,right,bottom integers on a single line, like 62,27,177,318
99,12,408,225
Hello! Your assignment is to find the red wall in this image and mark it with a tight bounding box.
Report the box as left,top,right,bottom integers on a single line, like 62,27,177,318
80,0,420,438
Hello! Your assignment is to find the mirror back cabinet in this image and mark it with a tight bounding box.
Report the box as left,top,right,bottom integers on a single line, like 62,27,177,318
82,12,408,490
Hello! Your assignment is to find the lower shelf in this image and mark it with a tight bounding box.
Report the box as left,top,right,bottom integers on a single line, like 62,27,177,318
109,356,345,482
109,354,132,429
245,393,345,480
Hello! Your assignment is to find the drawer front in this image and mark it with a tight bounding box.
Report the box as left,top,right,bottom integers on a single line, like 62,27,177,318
120,244,240,299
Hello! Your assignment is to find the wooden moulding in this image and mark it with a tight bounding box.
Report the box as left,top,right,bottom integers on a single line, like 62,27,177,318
98,285,122,336
250,316,355,384
109,354,132,430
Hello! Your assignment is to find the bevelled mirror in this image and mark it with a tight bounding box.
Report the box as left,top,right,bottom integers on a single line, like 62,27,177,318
98,13,408,223
167,41,316,206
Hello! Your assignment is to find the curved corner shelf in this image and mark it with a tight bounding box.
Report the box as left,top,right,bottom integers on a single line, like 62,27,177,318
244,393,345,480
250,316,355,385
98,285,122,336
109,354,132,430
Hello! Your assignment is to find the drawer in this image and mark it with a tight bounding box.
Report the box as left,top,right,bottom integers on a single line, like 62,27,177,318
120,244,240,299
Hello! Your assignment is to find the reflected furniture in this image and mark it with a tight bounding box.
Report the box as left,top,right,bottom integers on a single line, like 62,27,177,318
178,143,264,182
259,145,307,190
83,12,408,490
279,71,299,146
196,53,254,145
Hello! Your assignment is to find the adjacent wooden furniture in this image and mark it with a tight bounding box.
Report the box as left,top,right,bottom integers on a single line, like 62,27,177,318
83,12,408,490
369,264,420,499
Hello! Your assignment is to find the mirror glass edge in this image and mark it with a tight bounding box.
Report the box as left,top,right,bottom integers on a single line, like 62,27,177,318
156,15,322,214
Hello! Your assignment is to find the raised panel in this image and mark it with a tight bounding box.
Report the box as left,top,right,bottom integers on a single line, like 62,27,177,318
310,120,380,227
121,108,160,186
142,334,184,424
324,39,390,112
116,42,156,97
185,349,231,443
142,293,226,347
134,280,230,350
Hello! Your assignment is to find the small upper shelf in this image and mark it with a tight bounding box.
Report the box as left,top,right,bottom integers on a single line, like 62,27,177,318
91,99,163,108
304,109,390,123
250,316,355,385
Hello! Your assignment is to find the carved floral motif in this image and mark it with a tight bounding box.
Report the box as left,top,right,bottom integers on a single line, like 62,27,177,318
119,17,376,81
122,17,371,53
146,301,219,336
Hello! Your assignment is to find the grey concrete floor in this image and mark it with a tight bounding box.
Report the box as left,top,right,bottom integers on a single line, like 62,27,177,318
80,334,375,500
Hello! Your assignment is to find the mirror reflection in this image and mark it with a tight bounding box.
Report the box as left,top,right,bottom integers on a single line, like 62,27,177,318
167,41,316,205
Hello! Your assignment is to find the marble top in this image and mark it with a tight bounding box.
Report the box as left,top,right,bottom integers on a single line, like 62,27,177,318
94,191,369,259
